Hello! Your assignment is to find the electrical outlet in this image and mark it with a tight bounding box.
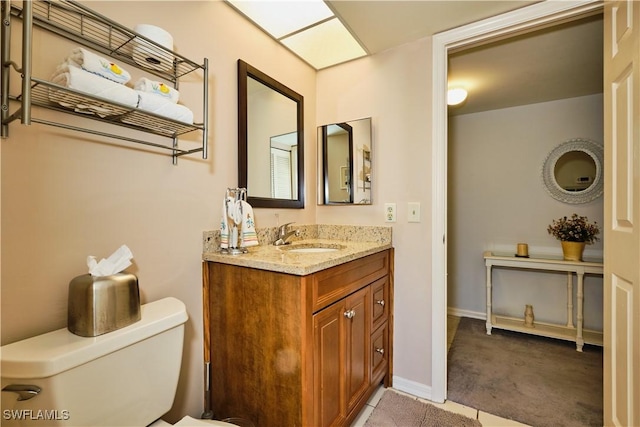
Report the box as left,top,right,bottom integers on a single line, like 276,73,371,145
408,202,421,223
385,203,396,223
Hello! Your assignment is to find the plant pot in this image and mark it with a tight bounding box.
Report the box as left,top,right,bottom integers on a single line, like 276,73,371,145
561,241,586,261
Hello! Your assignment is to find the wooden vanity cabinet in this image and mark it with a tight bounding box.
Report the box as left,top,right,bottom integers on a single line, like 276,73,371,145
204,249,393,427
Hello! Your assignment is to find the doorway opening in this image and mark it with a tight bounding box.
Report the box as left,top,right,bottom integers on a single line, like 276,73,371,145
430,0,603,403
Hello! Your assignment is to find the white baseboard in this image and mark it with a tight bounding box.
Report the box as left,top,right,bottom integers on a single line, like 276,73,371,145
392,310,483,404
447,307,486,320
392,376,433,401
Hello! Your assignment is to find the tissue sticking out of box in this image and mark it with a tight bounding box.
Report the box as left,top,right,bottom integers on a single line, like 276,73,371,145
87,244,133,276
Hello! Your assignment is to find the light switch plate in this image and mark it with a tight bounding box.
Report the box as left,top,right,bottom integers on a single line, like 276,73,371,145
408,202,421,223
385,203,396,222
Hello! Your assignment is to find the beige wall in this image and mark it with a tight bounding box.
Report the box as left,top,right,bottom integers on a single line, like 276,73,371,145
316,38,435,388
1,1,316,422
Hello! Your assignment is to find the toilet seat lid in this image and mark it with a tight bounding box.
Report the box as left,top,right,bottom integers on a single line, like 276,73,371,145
1,297,187,379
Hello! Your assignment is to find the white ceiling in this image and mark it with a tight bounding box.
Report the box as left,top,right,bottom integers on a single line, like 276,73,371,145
325,1,603,115
326,1,538,54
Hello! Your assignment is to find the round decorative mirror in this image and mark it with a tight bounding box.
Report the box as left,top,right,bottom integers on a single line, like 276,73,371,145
541,138,604,204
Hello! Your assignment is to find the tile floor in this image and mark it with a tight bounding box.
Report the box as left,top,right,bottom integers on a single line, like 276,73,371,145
349,316,531,426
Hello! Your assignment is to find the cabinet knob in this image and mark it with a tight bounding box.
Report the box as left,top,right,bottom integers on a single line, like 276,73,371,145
376,299,385,307
375,347,385,355
343,309,355,319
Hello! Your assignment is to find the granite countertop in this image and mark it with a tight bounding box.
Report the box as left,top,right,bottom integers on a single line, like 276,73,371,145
202,224,392,276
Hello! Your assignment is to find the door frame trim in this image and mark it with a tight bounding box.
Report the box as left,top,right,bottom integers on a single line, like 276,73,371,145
430,0,602,403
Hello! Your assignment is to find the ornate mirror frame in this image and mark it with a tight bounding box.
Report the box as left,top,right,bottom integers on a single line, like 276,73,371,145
238,60,304,209
541,138,604,204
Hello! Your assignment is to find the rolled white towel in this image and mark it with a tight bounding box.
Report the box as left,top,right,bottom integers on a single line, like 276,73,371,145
68,47,131,84
134,91,194,124
132,24,174,72
49,62,139,117
134,77,179,103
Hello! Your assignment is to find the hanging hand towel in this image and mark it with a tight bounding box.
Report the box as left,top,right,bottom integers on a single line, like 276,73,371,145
68,47,132,84
239,200,259,247
134,77,180,103
220,197,233,249
228,198,242,248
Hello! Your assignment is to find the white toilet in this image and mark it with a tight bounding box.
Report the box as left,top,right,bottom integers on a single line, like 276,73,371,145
1,297,236,427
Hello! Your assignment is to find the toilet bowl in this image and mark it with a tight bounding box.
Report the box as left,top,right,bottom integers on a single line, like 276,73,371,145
0,297,239,427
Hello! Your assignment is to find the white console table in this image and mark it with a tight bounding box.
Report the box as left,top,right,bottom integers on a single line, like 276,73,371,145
483,251,603,351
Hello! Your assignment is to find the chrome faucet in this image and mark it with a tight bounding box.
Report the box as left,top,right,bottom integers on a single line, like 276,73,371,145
273,222,300,246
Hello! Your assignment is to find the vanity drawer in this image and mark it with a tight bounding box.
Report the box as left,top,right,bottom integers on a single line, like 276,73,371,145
371,324,388,383
312,251,389,313
371,277,388,329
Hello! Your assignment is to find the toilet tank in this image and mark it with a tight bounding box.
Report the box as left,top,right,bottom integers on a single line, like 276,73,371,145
1,297,188,427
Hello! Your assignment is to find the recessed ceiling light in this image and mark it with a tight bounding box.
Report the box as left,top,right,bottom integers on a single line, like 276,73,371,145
227,0,333,39
281,18,367,70
226,0,367,69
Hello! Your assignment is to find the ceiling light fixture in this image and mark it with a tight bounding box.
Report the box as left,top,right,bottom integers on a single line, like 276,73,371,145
226,0,367,70
447,88,468,106
281,17,366,70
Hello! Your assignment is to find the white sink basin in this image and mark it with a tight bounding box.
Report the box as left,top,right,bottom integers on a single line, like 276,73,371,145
288,247,340,253
278,243,345,254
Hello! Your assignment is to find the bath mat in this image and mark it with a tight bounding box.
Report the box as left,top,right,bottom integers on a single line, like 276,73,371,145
364,389,481,427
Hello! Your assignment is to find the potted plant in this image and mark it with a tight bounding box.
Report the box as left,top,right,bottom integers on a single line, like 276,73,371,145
547,214,600,261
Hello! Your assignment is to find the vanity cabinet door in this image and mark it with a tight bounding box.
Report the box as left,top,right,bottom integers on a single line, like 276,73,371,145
313,286,371,427
313,300,347,427
345,286,371,411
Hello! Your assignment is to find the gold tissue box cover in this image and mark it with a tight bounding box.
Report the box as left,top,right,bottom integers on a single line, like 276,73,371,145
68,273,141,337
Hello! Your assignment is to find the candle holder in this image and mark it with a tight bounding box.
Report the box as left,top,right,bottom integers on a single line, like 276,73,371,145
516,243,529,258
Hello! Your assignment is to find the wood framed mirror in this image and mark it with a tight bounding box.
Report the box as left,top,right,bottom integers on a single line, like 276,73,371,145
238,60,304,208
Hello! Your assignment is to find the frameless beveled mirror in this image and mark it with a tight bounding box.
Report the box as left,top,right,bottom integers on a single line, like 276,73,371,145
238,60,304,209
317,118,372,205
541,138,604,204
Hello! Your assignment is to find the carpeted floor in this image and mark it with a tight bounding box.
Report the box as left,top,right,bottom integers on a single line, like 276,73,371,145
364,390,481,427
447,317,603,427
